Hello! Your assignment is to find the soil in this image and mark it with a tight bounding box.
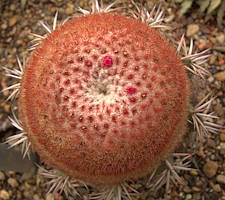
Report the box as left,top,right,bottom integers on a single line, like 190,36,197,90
0,0,224,200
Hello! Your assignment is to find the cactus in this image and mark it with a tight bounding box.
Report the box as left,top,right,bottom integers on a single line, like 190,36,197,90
19,12,190,186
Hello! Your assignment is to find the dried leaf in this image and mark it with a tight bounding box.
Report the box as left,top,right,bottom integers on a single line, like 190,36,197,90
217,0,225,29
174,0,184,3
178,0,193,18
197,0,210,13
21,0,27,8
207,0,221,14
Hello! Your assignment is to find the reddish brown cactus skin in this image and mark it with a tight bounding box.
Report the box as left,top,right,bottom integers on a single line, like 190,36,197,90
19,13,190,185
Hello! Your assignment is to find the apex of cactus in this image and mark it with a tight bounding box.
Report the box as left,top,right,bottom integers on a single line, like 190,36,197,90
18,13,190,185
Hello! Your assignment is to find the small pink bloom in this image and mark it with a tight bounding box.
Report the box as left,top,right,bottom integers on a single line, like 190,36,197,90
103,56,113,67
127,87,136,94
86,60,92,67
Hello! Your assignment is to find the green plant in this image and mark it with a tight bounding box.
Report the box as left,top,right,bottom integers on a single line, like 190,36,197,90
174,0,225,28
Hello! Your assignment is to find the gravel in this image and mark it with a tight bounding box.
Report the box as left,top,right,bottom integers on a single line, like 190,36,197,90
0,0,224,199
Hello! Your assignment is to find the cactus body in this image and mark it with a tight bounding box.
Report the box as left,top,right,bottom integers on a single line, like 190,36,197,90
19,13,190,185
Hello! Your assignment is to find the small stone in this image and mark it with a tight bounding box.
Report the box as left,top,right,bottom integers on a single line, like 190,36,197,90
187,24,199,37
46,194,54,200
9,4,16,11
208,76,214,83
7,177,19,187
16,40,23,45
207,138,216,148
190,170,198,176
0,190,10,200
65,3,74,15
203,160,218,178
219,59,225,66
33,194,40,200
214,71,225,81
215,103,224,117
183,186,192,193
193,193,201,200
209,36,217,44
217,91,223,97
24,181,31,190
3,103,10,113
9,16,18,27
216,175,225,184
213,184,221,192
23,190,33,199
209,55,217,65
0,171,5,180
220,133,225,142
186,194,192,200
219,143,225,151
16,191,22,200
216,34,225,44
192,186,201,192
1,23,7,30
7,171,15,176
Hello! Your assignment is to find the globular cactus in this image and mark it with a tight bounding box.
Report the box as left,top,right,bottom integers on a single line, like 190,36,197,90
19,13,190,186
3,0,223,199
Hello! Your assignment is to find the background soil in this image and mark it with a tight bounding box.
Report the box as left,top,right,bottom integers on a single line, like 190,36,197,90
0,0,224,199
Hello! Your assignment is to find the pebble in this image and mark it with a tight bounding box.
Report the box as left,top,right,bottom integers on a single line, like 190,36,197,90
209,36,217,44
183,186,191,193
1,23,7,30
193,193,201,200
33,194,40,200
7,171,15,176
46,194,54,200
190,170,198,176
203,160,218,178
192,186,201,192
7,177,19,187
16,39,23,46
0,171,5,181
187,24,199,37
219,142,225,151
220,133,225,142
0,190,10,200
9,4,16,11
186,194,192,200
9,16,18,27
208,76,214,83
3,103,10,113
16,191,22,200
214,71,225,81
207,138,216,148
218,59,225,66
216,34,225,44
209,55,217,65
65,3,75,15
216,175,225,184
23,189,33,199
213,184,221,192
